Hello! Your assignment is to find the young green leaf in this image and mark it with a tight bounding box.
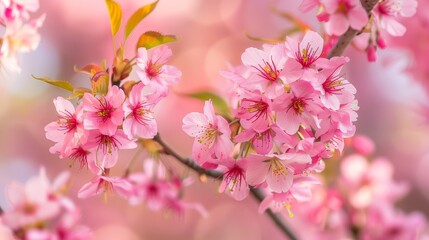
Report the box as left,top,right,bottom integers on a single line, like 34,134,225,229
184,91,232,119
68,87,92,100
33,75,74,92
105,0,122,36
125,0,159,40
135,31,176,51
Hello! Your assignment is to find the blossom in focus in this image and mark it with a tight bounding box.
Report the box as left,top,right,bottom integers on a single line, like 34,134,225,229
45,97,88,159
182,100,233,167
82,85,125,136
123,83,160,140
136,45,182,96
218,157,249,201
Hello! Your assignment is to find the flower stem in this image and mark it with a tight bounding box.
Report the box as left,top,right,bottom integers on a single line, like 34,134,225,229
153,134,298,240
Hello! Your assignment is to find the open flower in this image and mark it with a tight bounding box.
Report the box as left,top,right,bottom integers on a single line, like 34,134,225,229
45,97,88,158
82,85,125,136
182,100,233,167
123,83,160,140
136,45,181,96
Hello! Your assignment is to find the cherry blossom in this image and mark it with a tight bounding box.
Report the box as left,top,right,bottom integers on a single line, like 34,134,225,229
136,45,182,96
182,100,233,167
82,85,125,136
123,83,160,140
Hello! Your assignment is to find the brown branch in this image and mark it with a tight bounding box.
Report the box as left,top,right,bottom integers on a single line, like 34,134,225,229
0,206,3,214
327,0,379,58
154,134,298,240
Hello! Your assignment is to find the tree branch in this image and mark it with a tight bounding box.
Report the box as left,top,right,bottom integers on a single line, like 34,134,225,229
250,188,298,240
327,0,379,58
0,206,3,214
154,134,298,240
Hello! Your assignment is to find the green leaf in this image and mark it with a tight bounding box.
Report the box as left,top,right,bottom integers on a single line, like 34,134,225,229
105,0,122,36
125,0,159,40
33,75,74,92
184,91,232,119
136,31,176,51
68,87,91,100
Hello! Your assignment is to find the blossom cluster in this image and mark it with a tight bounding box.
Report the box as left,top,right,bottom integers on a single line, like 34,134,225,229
0,168,92,240
292,135,428,239
182,30,358,213
0,0,45,73
44,45,202,215
300,0,418,61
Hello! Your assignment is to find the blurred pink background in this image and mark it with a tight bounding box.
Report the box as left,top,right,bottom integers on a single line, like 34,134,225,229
0,0,428,239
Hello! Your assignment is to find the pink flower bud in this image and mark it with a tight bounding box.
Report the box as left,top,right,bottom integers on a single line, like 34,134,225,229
352,135,375,156
377,36,387,49
367,45,377,62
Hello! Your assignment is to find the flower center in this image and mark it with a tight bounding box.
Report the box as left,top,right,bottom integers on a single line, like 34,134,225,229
98,135,120,154
132,103,153,125
254,58,280,82
146,61,161,78
291,97,306,114
296,43,319,68
197,124,219,148
242,99,269,123
269,158,289,176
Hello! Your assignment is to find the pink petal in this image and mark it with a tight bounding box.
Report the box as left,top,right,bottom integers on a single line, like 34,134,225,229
245,156,269,186
348,6,368,30
325,14,349,36
151,45,172,65
241,47,266,68
182,112,208,137
300,30,324,58
380,17,406,36
266,166,293,193
54,97,75,116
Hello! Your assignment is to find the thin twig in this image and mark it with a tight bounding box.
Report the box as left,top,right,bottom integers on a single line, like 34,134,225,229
327,0,379,58
154,134,298,240
250,188,298,240
153,135,222,178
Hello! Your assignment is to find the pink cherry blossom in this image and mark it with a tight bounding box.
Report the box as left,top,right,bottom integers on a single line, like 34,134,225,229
234,127,274,155
45,97,88,159
273,81,322,135
126,158,207,216
2,168,62,230
82,85,125,136
246,154,311,193
284,31,325,81
340,154,408,209
258,176,320,214
182,100,233,166
1,0,39,22
123,83,160,139
351,134,375,156
0,14,44,73
85,129,137,169
218,157,249,201
361,204,427,240
240,44,288,98
78,173,133,199
136,45,181,96
322,0,368,36
374,0,417,36
236,91,272,132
